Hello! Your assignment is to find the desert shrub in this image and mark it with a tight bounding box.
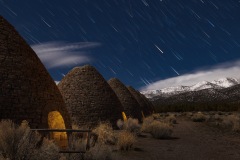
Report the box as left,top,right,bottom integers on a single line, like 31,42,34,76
177,112,183,116
186,112,193,118
124,118,141,134
117,131,136,151
117,118,141,134
62,123,115,160
213,114,222,121
31,138,60,160
232,116,240,132
165,114,177,124
191,112,206,122
204,115,211,122
61,124,98,160
116,119,124,130
222,116,233,129
222,115,240,131
92,123,117,145
0,154,6,160
69,124,88,151
84,143,113,160
62,143,113,160
159,113,166,117
152,114,161,119
225,112,232,116
141,116,154,133
164,113,169,117
65,134,88,159
147,121,173,139
218,111,224,115
0,120,59,160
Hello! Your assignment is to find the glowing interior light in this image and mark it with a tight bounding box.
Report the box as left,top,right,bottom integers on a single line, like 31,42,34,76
122,112,127,121
48,111,67,148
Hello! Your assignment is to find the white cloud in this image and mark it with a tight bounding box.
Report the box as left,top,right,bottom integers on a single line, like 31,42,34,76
31,41,101,69
141,59,240,91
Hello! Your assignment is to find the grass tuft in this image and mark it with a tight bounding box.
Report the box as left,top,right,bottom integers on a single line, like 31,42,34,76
191,112,206,122
117,131,136,151
0,120,59,160
148,121,173,139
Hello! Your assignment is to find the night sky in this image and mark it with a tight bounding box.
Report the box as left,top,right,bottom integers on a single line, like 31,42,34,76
1,0,240,90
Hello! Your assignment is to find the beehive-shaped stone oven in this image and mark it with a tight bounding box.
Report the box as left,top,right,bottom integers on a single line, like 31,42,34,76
127,86,152,117
108,78,143,121
0,16,71,136
140,93,155,114
58,65,124,128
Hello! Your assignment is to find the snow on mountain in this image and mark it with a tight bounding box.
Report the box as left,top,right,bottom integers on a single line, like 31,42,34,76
141,86,189,98
161,86,190,93
211,77,239,88
141,77,240,99
189,81,222,91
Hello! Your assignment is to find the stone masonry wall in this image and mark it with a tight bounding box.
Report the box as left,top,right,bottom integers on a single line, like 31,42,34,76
127,86,151,116
140,94,155,114
58,65,123,128
0,16,71,129
108,78,143,121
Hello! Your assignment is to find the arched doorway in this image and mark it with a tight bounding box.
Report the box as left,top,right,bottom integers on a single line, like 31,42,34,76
48,111,68,148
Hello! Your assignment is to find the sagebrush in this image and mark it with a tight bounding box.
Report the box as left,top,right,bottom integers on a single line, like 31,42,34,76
0,120,59,160
117,118,141,134
165,114,177,124
222,114,240,131
191,112,206,122
147,121,173,139
141,116,154,133
117,131,136,151
92,123,117,145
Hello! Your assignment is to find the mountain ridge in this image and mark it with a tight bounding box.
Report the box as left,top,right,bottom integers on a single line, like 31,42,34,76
152,83,240,112
141,77,240,99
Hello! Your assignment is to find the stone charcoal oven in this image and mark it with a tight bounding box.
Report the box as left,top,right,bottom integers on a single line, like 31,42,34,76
58,65,124,128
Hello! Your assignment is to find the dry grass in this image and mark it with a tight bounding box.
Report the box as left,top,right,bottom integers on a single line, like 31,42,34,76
141,116,173,139
62,123,115,160
222,116,233,128
0,120,59,160
222,114,240,132
152,114,161,119
32,138,60,160
117,118,141,134
165,114,177,124
186,112,193,118
62,126,88,160
191,112,206,122
84,143,113,160
117,131,136,151
92,122,137,153
147,121,173,139
117,119,124,130
69,124,88,151
141,116,154,133
212,114,222,121
93,123,117,145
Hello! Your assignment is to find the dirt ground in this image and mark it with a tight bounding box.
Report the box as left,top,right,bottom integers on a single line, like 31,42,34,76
115,117,240,160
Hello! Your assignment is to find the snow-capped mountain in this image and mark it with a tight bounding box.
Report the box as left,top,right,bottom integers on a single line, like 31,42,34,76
190,81,222,91
141,77,240,99
141,86,190,98
152,84,240,111
211,77,239,88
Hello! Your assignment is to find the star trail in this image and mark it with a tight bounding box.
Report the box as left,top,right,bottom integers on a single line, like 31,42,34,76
1,0,240,90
